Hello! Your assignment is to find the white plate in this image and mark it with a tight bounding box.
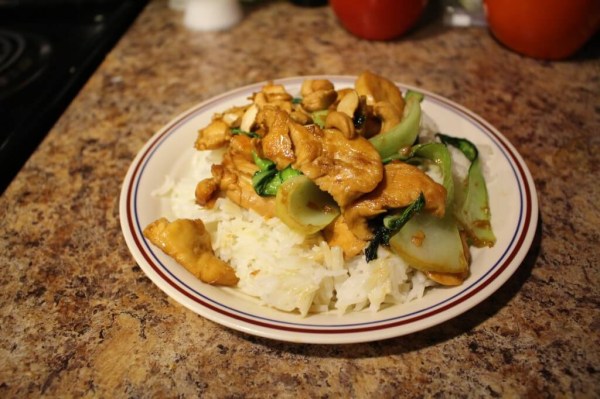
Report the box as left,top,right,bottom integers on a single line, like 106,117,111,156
119,76,538,344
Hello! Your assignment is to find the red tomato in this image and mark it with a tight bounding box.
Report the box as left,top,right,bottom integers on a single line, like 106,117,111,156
484,0,600,59
330,0,428,41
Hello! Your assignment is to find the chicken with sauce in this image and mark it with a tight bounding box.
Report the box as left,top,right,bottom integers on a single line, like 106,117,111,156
344,161,447,241
143,218,238,286
145,71,495,288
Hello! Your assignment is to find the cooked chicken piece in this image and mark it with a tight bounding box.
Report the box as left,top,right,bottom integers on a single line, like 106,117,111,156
289,122,383,207
211,163,225,182
226,134,260,176
222,174,276,218
143,218,238,286
195,103,258,151
256,106,296,169
195,119,231,150
323,215,367,259
194,132,275,217
355,71,405,115
289,104,313,125
220,105,247,128
288,123,321,167
217,135,276,218
195,177,219,208
344,162,447,240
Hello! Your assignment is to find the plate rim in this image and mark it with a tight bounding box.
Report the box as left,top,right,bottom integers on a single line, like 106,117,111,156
119,75,539,344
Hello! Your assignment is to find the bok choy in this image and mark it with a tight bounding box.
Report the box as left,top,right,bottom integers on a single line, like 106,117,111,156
369,91,424,159
275,175,340,235
365,193,425,262
437,133,496,247
251,152,302,196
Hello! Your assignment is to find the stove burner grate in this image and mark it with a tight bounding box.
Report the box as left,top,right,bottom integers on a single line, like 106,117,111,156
0,29,52,101
0,30,26,74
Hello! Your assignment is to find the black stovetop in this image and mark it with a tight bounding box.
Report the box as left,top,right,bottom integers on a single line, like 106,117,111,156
0,0,148,194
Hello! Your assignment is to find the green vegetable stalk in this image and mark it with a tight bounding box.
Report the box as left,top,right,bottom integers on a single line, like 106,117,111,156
251,152,302,197
275,175,340,235
437,133,496,247
365,193,425,262
311,110,328,128
231,128,260,139
369,90,424,160
384,142,454,210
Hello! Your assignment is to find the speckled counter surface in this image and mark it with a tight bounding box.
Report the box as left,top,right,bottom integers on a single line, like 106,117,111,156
1,1,599,397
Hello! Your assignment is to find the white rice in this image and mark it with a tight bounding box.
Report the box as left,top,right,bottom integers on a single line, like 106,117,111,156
155,150,435,316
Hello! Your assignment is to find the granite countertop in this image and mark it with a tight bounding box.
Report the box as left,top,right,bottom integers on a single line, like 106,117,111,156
1,1,598,397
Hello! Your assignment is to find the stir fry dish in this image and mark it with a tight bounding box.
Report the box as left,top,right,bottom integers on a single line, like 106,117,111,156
144,71,496,293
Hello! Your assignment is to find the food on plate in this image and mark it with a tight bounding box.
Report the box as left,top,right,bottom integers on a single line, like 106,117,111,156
144,71,496,315
143,218,238,286
275,174,340,235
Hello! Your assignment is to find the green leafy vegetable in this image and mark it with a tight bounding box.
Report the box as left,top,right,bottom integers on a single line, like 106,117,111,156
437,133,477,162
311,110,328,128
369,91,423,160
405,90,424,103
275,175,340,235
384,142,454,209
251,152,302,197
252,151,275,171
389,212,469,274
231,128,260,139
437,133,496,247
365,193,425,262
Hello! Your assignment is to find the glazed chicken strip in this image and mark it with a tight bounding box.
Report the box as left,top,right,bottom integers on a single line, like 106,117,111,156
288,122,383,207
219,135,276,218
195,119,231,150
222,174,276,218
344,161,447,240
322,215,367,259
195,177,219,208
256,106,296,170
195,134,275,217
224,134,260,176
143,218,239,286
